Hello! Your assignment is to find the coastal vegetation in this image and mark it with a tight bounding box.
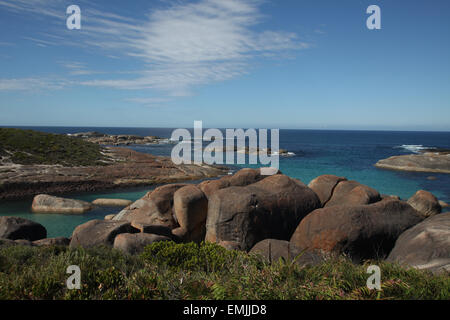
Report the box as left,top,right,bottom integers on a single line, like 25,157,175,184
0,128,108,166
0,241,448,300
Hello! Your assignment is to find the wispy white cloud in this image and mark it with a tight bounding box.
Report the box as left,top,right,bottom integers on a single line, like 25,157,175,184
22,36,58,47
0,78,69,91
0,0,65,19
0,0,310,98
79,0,309,96
125,97,172,108
58,61,102,76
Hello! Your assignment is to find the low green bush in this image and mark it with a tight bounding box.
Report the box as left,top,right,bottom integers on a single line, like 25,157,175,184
0,128,108,166
140,241,258,272
0,242,448,300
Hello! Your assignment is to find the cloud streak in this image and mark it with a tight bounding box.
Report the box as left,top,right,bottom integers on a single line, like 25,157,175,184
80,0,308,95
0,0,309,98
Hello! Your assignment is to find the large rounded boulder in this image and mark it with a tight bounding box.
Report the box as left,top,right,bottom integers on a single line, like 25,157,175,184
92,198,132,207
70,219,138,248
112,184,187,228
113,233,171,255
0,216,47,241
324,180,380,207
198,168,274,199
205,174,321,251
387,212,450,274
308,174,347,207
249,239,325,267
407,190,441,217
290,199,424,262
32,194,92,214
33,237,70,246
172,185,208,243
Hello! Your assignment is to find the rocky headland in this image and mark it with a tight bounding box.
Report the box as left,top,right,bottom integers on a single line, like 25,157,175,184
0,146,227,200
375,148,450,173
68,131,170,146
0,128,228,200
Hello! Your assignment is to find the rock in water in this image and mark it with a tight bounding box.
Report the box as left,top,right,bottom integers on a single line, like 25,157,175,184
290,199,424,262
205,174,321,251
0,216,47,241
407,190,441,217
113,233,171,255
375,153,450,173
69,220,138,248
387,212,450,274
92,198,133,207
32,194,93,214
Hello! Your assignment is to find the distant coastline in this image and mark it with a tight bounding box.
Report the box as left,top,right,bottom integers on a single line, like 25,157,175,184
0,128,228,200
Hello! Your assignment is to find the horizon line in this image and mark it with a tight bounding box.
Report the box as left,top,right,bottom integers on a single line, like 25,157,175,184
1,124,449,133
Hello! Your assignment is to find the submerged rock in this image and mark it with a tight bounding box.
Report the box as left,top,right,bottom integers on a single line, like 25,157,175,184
32,194,92,214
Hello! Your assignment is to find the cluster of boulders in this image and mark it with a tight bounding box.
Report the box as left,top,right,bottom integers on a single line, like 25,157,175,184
1,169,449,274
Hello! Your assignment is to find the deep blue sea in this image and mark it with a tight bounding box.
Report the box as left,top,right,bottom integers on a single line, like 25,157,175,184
1,126,449,237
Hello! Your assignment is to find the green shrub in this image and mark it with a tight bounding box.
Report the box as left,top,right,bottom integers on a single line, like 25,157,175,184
0,243,448,300
140,241,256,272
0,128,109,166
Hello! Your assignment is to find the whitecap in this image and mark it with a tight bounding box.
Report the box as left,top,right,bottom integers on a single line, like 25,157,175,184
395,144,436,153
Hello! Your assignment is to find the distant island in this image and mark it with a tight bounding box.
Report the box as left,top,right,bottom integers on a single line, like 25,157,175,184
375,148,450,174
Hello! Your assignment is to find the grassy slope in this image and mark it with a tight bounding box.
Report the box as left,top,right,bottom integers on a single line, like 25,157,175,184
0,128,108,166
0,241,448,300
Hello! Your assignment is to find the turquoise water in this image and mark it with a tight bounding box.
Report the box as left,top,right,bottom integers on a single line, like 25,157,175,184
1,127,449,238
0,189,149,238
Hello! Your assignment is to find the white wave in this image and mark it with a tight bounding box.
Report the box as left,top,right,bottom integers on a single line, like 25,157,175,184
395,145,436,153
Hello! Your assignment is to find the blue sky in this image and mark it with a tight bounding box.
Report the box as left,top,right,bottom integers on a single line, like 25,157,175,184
0,0,449,130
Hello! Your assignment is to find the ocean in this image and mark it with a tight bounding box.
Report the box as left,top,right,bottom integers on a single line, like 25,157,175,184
1,126,449,238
